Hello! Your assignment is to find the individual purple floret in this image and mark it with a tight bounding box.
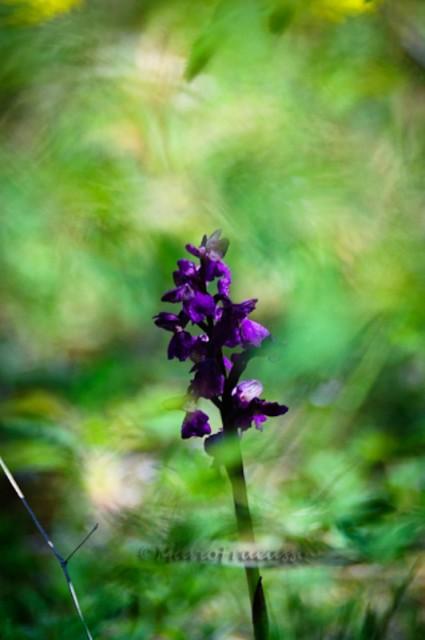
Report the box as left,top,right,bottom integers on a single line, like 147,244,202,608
231,380,288,431
181,410,212,439
189,358,225,399
153,230,288,440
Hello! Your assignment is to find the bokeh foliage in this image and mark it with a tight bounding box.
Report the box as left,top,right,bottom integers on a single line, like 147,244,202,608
1,0,424,638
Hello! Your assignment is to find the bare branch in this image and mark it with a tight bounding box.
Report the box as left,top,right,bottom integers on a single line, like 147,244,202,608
65,523,99,564
0,456,95,640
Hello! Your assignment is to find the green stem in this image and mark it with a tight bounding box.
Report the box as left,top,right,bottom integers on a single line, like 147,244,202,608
225,434,269,640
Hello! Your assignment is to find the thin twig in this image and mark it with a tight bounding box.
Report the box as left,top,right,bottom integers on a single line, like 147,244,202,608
0,456,95,640
66,523,99,563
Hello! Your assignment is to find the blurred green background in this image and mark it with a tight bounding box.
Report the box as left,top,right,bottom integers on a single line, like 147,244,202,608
1,0,425,638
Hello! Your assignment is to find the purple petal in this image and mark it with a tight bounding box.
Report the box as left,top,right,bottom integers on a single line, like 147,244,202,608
224,327,242,348
167,331,196,361
161,283,193,303
214,305,223,322
189,359,224,399
178,259,197,275
202,258,216,282
218,274,231,296
223,356,232,371
232,379,264,407
153,312,181,332
181,410,212,439
233,407,254,431
211,261,232,295
185,243,202,258
253,398,289,417
173,259,198,285
231,393,288,431
212,303,241,347
253,414,267,430
232,299,257,319
240,318,270,347
184,292,215,323
202,256,231,285
190,335,210,363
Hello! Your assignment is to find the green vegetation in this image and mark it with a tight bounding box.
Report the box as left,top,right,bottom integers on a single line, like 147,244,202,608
1,1,424,638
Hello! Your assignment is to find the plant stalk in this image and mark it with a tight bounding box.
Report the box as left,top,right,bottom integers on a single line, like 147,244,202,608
224,433,269,640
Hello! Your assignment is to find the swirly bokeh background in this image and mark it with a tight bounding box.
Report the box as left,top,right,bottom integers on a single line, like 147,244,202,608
1,1,424,638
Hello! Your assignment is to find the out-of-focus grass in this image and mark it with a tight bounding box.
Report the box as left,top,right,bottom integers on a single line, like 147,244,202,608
0,1,424,638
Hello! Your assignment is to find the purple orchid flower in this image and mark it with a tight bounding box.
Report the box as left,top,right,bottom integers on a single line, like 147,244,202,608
181,410,212,439
154,230,288,440
231,379,288,430
154,230,286,639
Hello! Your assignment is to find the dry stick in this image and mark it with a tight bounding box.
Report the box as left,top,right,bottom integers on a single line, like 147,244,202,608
224,434,269,640
0,456,96,640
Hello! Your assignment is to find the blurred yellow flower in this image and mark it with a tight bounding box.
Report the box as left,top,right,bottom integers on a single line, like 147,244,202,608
318,0,378,20
5,0,82,24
